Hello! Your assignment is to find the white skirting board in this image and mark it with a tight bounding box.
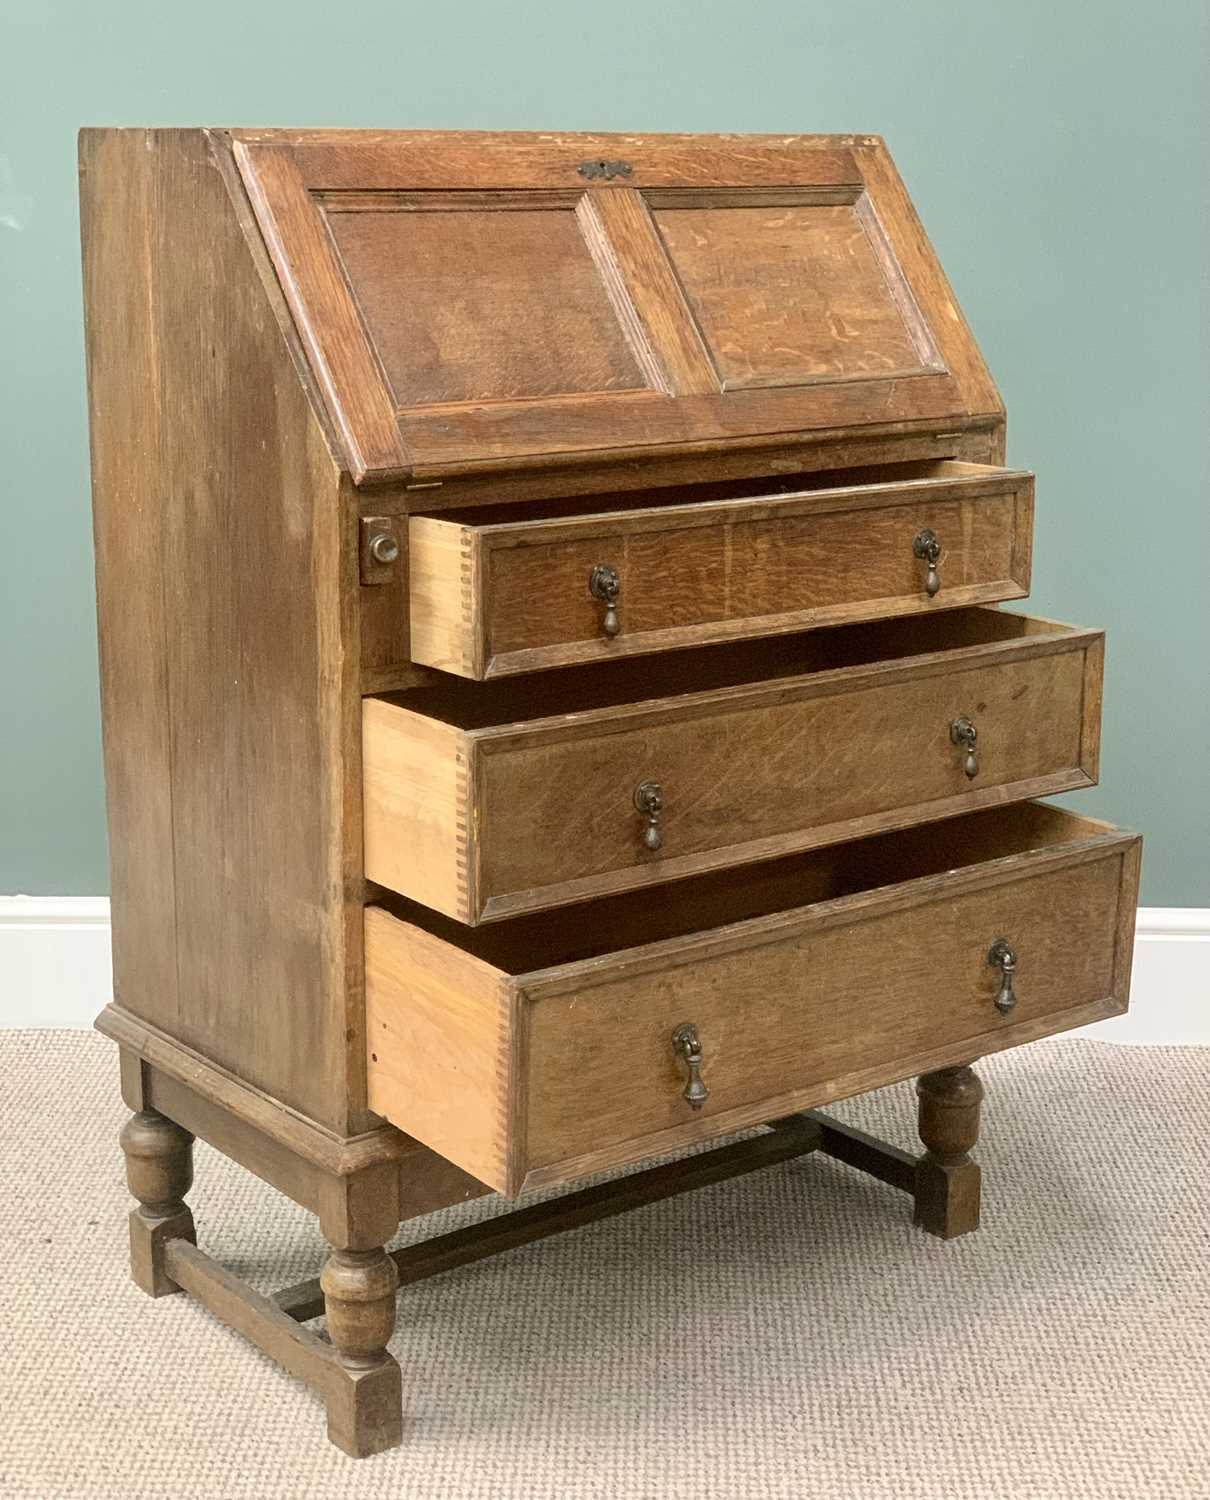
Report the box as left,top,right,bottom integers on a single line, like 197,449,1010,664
0,897,1206,1042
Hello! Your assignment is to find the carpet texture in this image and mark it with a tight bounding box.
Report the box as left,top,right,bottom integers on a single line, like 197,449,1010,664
1,1031,1206,1499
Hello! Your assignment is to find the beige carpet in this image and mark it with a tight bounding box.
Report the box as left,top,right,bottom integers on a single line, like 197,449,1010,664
1,1032,1206,1499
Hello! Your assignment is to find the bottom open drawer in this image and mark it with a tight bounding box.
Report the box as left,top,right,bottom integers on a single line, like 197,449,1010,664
365,804,1140,1196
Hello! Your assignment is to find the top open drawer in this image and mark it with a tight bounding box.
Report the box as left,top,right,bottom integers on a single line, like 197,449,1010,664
409,460,1033,677
232,131,1002,484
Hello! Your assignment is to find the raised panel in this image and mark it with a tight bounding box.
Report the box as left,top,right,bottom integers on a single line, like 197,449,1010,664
325,202,649,406
650,197,935,390
236,132,1001,482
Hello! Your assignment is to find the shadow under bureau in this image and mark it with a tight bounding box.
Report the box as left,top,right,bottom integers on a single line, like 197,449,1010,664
81,127,1140,1457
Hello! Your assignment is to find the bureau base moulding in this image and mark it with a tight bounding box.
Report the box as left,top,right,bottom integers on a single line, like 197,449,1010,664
0,897,1202,1042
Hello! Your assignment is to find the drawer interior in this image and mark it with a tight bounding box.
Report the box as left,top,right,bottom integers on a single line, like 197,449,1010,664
420,459,1006,527
371,802,1116,975
382,606,1066,731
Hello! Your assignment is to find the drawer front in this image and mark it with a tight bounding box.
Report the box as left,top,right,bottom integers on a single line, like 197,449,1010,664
409,462,1033,678
363,617,1102,924
524,855,1121,1178
364,809,1141,1195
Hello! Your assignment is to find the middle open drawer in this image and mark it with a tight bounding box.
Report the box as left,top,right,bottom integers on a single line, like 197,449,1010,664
363,608,1102,925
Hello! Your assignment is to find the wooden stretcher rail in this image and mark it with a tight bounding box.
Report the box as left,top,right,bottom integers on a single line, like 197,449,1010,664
271,1110,920,1323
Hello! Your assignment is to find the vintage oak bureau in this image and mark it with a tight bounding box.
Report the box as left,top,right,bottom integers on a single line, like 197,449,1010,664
80,129,1141,1457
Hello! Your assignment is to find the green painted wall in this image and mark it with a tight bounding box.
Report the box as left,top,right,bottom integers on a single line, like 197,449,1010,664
2,1,1206,902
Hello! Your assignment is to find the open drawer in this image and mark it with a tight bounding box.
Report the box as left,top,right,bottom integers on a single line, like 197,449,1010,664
408,460,1033,677
365,803,1141,1195
363,608,1102,924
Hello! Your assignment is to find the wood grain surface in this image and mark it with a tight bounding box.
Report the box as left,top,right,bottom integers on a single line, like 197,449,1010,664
82,129,368,1132
650,200,930,388
362,609,1101,923
407,460,1034,677
229,131,1002,483
364,804,1140,1193
326,201,648,406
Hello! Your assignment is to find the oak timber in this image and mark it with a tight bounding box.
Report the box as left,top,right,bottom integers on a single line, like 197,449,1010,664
407,460,1035,677
363,609,1102,923
80,129,371,1134
365,804,1141,1193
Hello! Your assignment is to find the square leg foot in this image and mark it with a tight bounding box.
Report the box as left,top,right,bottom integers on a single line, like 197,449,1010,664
325,1355,404,1458
128,1206,196,1297
913,1156,981,1239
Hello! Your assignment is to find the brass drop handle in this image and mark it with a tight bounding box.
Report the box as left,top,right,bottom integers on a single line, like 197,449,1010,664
988,938,1018,1014
588,563,621,637
913,528,942,596
634,780,664,851
671,1022,708,1110
950,716,979,778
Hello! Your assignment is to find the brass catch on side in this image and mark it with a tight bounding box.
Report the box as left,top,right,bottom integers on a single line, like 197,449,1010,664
359,517,401,586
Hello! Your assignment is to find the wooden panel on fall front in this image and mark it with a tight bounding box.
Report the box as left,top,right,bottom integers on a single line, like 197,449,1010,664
362,608,1102,924
408,459,1034,678
647,192,938,390
364,803,1141,1195
325,199,652,407
233,132,1001,482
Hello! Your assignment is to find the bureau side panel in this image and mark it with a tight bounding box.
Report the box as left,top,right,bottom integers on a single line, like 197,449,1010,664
80,130,180,1026
80,129,366,1132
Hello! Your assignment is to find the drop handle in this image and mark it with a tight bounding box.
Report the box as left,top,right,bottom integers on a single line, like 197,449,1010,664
671,1023,708,1110
988,939,1018,1014
913,528,942,596
634,780,664,851
588,563,621,637
950,716,979,778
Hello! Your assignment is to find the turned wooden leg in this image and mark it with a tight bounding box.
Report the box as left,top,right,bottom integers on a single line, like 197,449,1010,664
320,1247,402,1458
120,1108,196,1296
914,1064,983,1239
